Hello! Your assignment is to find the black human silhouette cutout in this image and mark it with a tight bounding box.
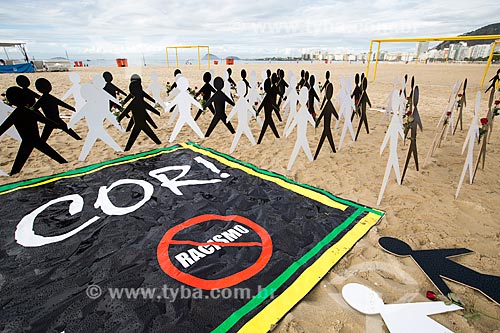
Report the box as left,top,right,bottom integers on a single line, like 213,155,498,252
401,86,422,183
204,77,236,137
256,79,281,144
403,74,408,97
379,236,500,305
403,76,416,140
297,70,305,89
0,86,67,175
31,78,81,142
117,81,161,151
303,71,311,89
103,71,127,110
355,77,371,141
15,75,40,107
308,75,320,116
314,83,338,159
194,72,216,121
227,68,236,88
485,68,500,94
122,74,158,132
321,70,331,93
351,73,362,121
277,69,289,107
241,69,251,97
270,73,282,122
454,78,467,134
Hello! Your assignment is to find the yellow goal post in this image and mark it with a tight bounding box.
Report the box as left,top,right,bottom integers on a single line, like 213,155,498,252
365,35,500,87
165,45,211,70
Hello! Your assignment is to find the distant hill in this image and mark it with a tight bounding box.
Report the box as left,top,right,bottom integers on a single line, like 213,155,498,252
435,22,500,50
202,53,219,60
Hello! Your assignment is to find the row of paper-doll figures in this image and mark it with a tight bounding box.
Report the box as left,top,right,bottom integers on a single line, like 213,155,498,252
0,68,372,176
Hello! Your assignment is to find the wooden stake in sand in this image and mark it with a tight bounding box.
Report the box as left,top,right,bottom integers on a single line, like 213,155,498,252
377,92,404,205
473,119,489,181
342,283,461,333
455,92,480,199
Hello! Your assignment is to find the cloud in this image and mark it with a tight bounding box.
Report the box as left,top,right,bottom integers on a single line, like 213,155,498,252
0,0,498,59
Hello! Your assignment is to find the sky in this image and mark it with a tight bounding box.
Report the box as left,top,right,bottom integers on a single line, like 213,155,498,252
0,0,499,61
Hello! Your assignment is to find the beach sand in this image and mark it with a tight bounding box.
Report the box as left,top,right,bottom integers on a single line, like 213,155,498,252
0,62,499,332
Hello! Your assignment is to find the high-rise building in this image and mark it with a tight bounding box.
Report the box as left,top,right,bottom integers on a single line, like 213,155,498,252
416,42,429,57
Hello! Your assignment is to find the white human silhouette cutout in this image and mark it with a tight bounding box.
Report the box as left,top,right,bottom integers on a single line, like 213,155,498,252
380,77,400,125
0,169,7,176
282,72,296,117
286,87,315,170
222,71,233,102
0,100,21,142
377,92,404,205
226,81,257,153
69,76,121,129
456,92,481,198
166,72,183,124
146,71,168,111
246,70,264,126
259,70,267,90
337,77,356,150
62,72,85,112
283,75,299,136
167,77,204,143
342,283,461,333
68,84,124,161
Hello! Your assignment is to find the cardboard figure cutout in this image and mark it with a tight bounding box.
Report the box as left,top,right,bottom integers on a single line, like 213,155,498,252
62,72,85,112
227,68,236,88
121,75,159,131
270,73,282,121
15,75,40,107
401,86,422,183
455,92,480,198
308,75,320,116
166,70,182,124
379,237,500,305
32,78,81,142
473,121,488,181
377,92,404,205
286,87,315,170
297,69,305,89
241,69,251,97
226,81,257,153
204,77,236,137
194,72,217,121
379,77,400,125
283,76,299,136
355,77,371,141
303,71,310,89
166,69,182,94
257,79,281,144
337,77,356,150
342,283,461,333
484,68,499,96
283,72,296,118
277,69,288,107
314,83,337,159
145,71,168,111
103,71,126,110
117,81,161,151
246,71,264,126
167,77,204,142
222,71,234,103
321,70,331,93
68,84,124,161
0,100,21,142
0,87,67,175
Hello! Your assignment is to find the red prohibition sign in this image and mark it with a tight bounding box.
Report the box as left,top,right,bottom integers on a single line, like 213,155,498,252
157,214,272,290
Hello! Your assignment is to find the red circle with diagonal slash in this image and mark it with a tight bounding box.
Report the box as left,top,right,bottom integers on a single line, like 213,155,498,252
157,214,272,290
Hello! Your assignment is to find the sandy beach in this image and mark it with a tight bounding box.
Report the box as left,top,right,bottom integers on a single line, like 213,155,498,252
0,62,498,332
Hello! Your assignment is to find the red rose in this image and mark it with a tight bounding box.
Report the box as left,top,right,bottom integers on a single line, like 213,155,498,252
480,118,488,125
426,291,438,301
495,100,500,105
200,92,204,96
446,111,451,116
406,97,410,100
457,94,462,97
407,110,412,116
355,98,359,104
312,112,317,118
